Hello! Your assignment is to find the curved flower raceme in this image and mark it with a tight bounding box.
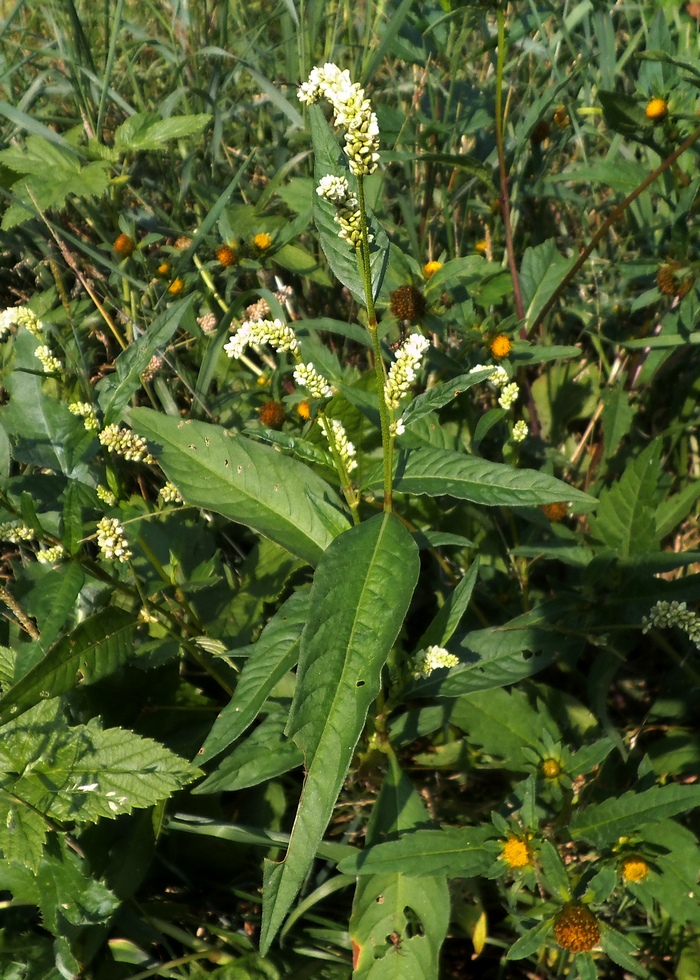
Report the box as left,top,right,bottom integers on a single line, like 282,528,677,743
384,333,430,410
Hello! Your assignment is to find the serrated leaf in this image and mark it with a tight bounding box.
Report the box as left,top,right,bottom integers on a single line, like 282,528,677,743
260,513,419,952
309,105,389,305
601,388,635,463
588,440,661,558
600,924,651,978
414,560,479,651
655,480,700,541
569,784,700,847
381,448,596,510
506,919,553,960
197,590,309,764
0,607,136,726
129,409,350,565
338,826,496,877
97,297,195,424
0,795,47,872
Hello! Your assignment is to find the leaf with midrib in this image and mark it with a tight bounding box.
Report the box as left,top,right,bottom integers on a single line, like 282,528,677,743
569,785,700,847
259,513,419,952
129,409,350,565
338,827,496,877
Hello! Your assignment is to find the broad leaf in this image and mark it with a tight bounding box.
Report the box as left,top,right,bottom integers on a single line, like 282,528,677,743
114,112,211,152
588,440,661,558
129,409,351,565
260,513,419,951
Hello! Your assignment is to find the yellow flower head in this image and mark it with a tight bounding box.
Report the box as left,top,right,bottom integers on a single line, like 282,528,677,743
168,277,184,295
297,400,311,420
645,98,668,122
541,757,562,780
553,104,570,128
501,835,532,869
216,244,236,267
489,334,513,360
621,857,649,883
553,903,600,953
157,261,171,276
423,260,443,279
114,233,135,258
253,232,272,251
475,239,488,255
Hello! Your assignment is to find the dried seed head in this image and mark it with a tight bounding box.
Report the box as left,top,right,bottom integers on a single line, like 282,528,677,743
553,904,600,953
657,262,695,298
259,400,286,429
390,284,426,321
541,501,568,522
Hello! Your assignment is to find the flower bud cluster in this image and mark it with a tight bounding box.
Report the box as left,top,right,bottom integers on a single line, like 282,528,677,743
0,306,43,340
99,424,156,464
384,333,430,410
324,419,357,473
412,645,460,679
224,318,298,360
97,485,117,507
642,599,700,649
34,345,62,373
69,402,100,432
96,517,132,563
159,481,183,504
498,382,520,410
298,63,380,176
36,545,65,564
293,362,333,398
0,521,35,543
512,420,528,442
316,175,371,248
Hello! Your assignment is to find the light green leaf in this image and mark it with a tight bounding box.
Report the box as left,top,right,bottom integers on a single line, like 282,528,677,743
383,448,596,510
129,409,351,565
309,106,389,305
519,239,575,330
588,440,661,558
338,826,496,877
260,513,419,952
197,590,309,764
414,560,480,651
0,795,47,872
569,785,700,847
114,112,211,152
0,608,136,726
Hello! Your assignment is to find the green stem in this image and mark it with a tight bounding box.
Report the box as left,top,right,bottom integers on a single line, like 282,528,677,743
356,176,394,512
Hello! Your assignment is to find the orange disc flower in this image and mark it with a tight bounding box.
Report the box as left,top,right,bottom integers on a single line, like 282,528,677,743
253,232,272,250
621,857,649,883
553,903,600,953
168,278,184,295
541,502,568,522
501,835,531,869
114,233,135,257
216,244,236,267
423,260,443,279
645,98,668,122
490,334,512,359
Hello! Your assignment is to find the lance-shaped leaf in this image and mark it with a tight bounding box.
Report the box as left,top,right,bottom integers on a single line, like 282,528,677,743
197,590,309,764
569,785,700,847
129,409,350,565
379,448,596,510
309,105,389,305
338,826,497,877
400,369,492,428
413,559,479,652
0,607,136,726
259,513,419,952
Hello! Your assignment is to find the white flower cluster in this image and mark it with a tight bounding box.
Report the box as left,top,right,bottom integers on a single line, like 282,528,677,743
298,63,380,176
0,305,43,340
96,517,132,563
99,424,156,464
0,521,35,543
470,363,510,388
69,401,100,432
224,318,298,360
385,333,430,410
36,545,65,564
293,362,333,398
97,485,117,507
317,175,371,249
412,645,460,679
390,418,405,437
159,481,183,504
642,600,700,650
499,382,520,410
324,419,357,473
512,420,528,442
34,345,62,374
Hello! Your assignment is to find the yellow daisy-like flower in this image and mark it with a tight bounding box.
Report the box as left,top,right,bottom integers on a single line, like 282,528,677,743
114,233,135,258
297,400,311,420
645,98,668,122
168,277,184,295
501,835,531,869
553,903,600,953
253,232,272,251
157,261,171,276
621,857,649,883
423,260,443,279
489,334,512,359
475,239,488,255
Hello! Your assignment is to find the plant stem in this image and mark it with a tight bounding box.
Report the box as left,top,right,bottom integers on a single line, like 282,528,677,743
496,9,524,324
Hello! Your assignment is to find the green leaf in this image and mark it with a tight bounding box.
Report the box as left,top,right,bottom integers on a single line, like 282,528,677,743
260,513,419,952
337,826,496,877
0,608,136,726
382,448,596,510
655,480,700,541
569,785,700,847
414,560,479,651
601,388,635,463
309,105,389,305
97,297,195,424
33,561,85,652
350,756,450,979
195,706,303,794
506,919,553,960
129,409,351,565
0,795,47,872
600,924,652,978
114,112,211,152
519,239,575,330
400,369,492,428
588,440,661,558
197,590,309,764
0,700,199,824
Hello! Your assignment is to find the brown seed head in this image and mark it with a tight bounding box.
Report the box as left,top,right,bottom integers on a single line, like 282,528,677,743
390,284,426,321
541,501,568,522
657,262,695,298
259,400,285,429
553,903,600,953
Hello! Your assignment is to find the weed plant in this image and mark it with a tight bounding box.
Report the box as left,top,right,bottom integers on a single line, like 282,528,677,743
0,1,698,978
